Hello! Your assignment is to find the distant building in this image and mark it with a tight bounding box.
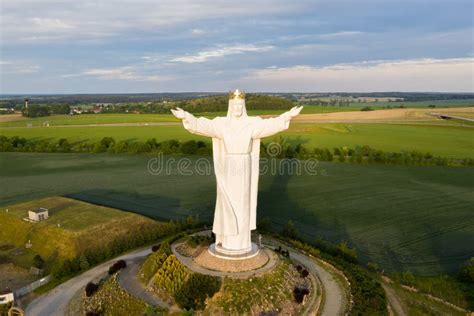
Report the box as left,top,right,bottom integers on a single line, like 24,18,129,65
0,288,14,305
28,208,49,222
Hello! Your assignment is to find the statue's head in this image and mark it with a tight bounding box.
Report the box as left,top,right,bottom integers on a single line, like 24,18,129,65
228,89,246,118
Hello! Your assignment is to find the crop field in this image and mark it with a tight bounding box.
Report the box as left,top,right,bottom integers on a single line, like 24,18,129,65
0,107,361,127
1,152,473,275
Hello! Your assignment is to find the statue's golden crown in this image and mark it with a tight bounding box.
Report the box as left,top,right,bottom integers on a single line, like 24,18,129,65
229,89,245,100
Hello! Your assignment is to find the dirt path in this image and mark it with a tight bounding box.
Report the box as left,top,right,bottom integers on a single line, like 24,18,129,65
381,283,407,316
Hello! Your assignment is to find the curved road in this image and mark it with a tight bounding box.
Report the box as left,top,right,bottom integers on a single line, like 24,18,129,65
25,247,152,316
264,238,348,316
26,239,348,316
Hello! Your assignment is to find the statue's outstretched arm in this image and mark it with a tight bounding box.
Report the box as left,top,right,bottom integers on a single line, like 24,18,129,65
252,106,303,139
280,106,304,122
171,107,221,138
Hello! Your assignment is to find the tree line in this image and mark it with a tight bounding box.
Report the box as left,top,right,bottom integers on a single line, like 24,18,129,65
2,135,473,167
50,217,198,281
22,104,71,117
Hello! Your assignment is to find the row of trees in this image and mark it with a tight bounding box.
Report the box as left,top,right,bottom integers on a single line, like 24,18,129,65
98,94,294,114
51,218,196,280
22,104,71,117
2,135,473,167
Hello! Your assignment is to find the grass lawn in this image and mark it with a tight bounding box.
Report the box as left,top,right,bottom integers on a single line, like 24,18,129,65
1,152,473,275
386,281,468,315
0,196,159,262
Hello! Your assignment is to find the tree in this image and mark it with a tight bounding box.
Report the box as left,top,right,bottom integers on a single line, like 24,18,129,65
337,241,358,263
181,140,198,155
85,282,98,297
33,254,45,269
79,254,90,270
282,220,298,239
461,257,474,283
174,273,221,310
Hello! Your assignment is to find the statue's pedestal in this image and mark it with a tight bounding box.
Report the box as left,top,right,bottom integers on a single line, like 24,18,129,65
208,242,259,260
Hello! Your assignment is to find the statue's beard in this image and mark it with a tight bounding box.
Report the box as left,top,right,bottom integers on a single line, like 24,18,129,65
232,111,243,117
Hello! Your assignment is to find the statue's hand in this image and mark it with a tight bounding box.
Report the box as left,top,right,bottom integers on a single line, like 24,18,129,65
171,107,186,120
285,106,303,120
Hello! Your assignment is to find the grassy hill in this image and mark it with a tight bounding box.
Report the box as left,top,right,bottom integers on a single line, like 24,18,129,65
0,196,159,266
1,153,473,275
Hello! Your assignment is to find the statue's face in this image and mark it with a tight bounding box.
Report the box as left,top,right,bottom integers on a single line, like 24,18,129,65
229,99,244,117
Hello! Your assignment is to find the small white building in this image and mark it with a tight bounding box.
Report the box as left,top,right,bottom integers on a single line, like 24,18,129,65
28,208,49,222
0,288,14,305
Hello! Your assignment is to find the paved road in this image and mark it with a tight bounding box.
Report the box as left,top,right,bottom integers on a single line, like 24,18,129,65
117,258,183,314
26,238,348,316
25,247,152,316
264,238,348,316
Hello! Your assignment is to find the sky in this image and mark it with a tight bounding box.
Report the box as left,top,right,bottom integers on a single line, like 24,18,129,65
0,0,473,93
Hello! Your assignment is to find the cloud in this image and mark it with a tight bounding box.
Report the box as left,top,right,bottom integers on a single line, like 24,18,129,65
0,59,40,74
241,57,474,92
318,31,364,38
170,44,274,63
63,67,171,81
0,0,306,44
191,28,206,35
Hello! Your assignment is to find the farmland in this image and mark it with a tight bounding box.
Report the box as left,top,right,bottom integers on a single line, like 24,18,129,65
0,114,474,158
1,152,473,275
0,196,159,265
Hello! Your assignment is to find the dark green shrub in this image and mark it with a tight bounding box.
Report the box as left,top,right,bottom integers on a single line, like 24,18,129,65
174,273,221,310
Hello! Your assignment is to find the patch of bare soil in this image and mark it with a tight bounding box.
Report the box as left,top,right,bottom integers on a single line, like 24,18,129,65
0,263,36,290
0,113,24,122
281,107,474,123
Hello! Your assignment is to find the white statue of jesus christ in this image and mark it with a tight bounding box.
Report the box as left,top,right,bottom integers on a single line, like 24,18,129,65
171,90,302,258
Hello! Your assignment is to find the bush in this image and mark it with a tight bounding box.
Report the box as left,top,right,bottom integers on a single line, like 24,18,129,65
293,286,310,303
33,254,45,269
108,260,127,275
282,220,298,239
151,244,161,252
301,269,309,278
174,273,221,310
85,282,99,297
461,257,474,283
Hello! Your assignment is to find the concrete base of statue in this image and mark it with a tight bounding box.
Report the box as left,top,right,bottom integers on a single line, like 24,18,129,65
208,242,260,260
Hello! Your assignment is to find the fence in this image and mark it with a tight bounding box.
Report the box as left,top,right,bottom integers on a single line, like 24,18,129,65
14,275,51,298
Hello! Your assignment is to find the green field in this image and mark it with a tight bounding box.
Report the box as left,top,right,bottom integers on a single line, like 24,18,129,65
0,123,474,158
1,152,473,275
1,122,473,158
0,108,361,127
0,196,158,263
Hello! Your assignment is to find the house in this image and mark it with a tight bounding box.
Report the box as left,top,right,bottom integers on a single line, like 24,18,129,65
28,208,49,222
0,288,14,305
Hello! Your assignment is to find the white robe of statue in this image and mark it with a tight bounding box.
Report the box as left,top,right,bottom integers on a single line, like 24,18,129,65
172,91,302,255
